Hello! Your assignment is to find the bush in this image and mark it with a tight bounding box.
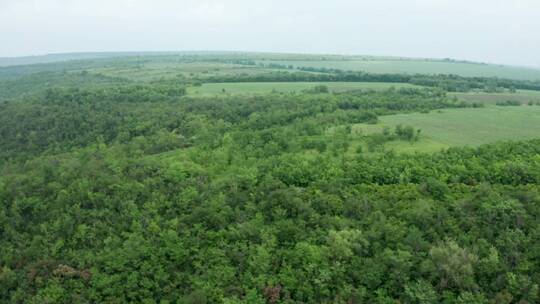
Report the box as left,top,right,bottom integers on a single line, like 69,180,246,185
496,100,521,106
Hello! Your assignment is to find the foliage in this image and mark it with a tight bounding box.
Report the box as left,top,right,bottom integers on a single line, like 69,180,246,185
496,100,522,106
1,59,540,303
202,69,540,92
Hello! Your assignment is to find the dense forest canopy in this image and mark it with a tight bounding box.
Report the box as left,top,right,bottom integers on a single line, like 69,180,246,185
1,54,540,303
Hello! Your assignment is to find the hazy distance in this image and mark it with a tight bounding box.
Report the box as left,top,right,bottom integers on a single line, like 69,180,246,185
1,0,539,67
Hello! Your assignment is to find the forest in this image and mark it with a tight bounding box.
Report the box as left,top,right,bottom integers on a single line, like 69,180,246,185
1,53,540,304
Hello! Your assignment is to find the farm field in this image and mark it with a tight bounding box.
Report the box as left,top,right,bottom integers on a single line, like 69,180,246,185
0,54,271,82
6,52,540,83
263,59,540,81
187,81,422,95
354,105,540,152
451,90,540,104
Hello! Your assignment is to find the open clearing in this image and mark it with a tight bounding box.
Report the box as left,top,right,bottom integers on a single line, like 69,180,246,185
187,82,421,96
264,59,540,81
355,105,540,152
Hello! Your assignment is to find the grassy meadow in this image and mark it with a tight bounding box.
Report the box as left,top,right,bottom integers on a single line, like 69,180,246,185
354,105,540,152
186,81,421,96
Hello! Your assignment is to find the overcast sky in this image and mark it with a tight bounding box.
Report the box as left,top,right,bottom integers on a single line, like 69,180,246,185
1,0,539,67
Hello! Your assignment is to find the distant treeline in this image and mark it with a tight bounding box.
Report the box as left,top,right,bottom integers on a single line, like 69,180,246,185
200,69,540,92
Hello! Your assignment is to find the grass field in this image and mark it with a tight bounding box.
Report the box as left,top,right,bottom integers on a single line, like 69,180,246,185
6,52,540,82
264,59,540,81
451,90,540,105
354,105,540,153
91,61,271,82
187,82,421,96
0,55,273,82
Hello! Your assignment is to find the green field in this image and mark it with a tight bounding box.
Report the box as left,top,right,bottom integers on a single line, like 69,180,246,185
5,52,540,83
451,90,540,105
0,54,273,82
354,105,540,152
187,81,421,96
264,59,540,81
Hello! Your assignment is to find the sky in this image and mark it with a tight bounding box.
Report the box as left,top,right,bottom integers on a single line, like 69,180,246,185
1,0,539,67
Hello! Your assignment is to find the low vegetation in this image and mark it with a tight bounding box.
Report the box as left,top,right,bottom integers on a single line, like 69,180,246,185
355,106,540,153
